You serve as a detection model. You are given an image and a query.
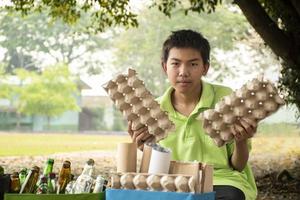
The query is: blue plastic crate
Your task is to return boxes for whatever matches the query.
[106,189,215,200]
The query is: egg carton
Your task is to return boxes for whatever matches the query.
[111,173,197,193]
[103,68,175,143]
[200,77,285,147]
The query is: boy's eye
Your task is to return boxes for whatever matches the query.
[191,63,198,67]
[171,62,179,66]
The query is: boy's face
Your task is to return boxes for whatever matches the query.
[162,47,209,94]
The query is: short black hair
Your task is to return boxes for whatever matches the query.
[161,29,210,64]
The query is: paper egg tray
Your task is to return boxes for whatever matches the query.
[201,78,285,147]
[111,173,197,193]
[103,68,175,143]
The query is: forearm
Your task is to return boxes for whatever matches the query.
[230,140,249,172]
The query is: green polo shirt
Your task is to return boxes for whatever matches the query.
[158,80,257,200]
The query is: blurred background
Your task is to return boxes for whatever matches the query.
[0,1,299,199]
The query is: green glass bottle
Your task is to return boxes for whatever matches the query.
[19,168,28,186]
[36,158,54,188]
[43,158,54,177]
[47,173,56,194]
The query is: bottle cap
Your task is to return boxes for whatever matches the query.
[87,159,95,166]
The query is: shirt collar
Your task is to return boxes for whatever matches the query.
[159,80,215,117]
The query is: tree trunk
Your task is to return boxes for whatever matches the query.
[47,116,51,131]
[234,0,300,67]
[16,112,21,130]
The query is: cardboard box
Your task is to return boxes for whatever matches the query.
[169,161,213,193]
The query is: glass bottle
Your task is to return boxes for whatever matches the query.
[10,172,21,193]
[43,158,54,177]
[19,166,40,193]
[47,173,56,194]
[0,165,4,176]
[57,160,71,194]
[36,158,54,187]
[65,174,75,194]
[19,168,28,187]
[93,175,107,193]
[36,176,48,194]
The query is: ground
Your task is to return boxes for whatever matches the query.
[0,134,299,199]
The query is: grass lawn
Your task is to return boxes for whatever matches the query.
[0,133,131,156]
[251,135,300,155]
[0,129,299,157]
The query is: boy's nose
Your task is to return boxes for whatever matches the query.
[178,64,189,77]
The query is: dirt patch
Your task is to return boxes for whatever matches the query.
[0,151,299,199]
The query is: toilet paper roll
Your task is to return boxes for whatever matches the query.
[148,147,171,174]
[117,143,137,173]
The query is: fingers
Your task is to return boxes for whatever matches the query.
[239,119,254,135]
[141,133,154,143]
[131,126,153,147]
[132,126,147,140]
[242,117,257,133]
[127,121,133,137]
[232,118,257,142]
[136,131,147,145]
[128,121,154,151]
[231,124,244,140]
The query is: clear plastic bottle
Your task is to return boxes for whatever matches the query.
[73,159,95,193]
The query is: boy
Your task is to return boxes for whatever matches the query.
[128,29,257,200]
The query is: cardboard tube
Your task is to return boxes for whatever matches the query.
[117,143,137,173]
[139,144,152,173]
[201,164,214,193]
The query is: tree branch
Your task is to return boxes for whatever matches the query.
[272,0,300,32]
[290,0,300,16]
[234,0,295,65]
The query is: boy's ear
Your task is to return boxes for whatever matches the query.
[203,63,210,75]
[162,62,167,73]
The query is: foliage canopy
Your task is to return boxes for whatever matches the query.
[4,0,300,114]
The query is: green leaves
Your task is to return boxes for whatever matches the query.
[4,63,80,119]
[112,6,249,96]
[5,0,138,33]
[0,9,109,75]
[152,0,222,16]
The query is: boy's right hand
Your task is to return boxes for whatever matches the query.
[127,121,154,150]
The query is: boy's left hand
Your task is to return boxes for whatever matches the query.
[231,118,257,143]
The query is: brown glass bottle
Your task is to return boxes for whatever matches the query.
[10,172,21,193]
[57,160,71,194]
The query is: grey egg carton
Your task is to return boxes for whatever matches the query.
[111,173,197,193]
[200,77,285,147]
[103,68,175,143]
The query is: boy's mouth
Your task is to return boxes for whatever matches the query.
[177,80,192,83]
[177,81,192,87]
